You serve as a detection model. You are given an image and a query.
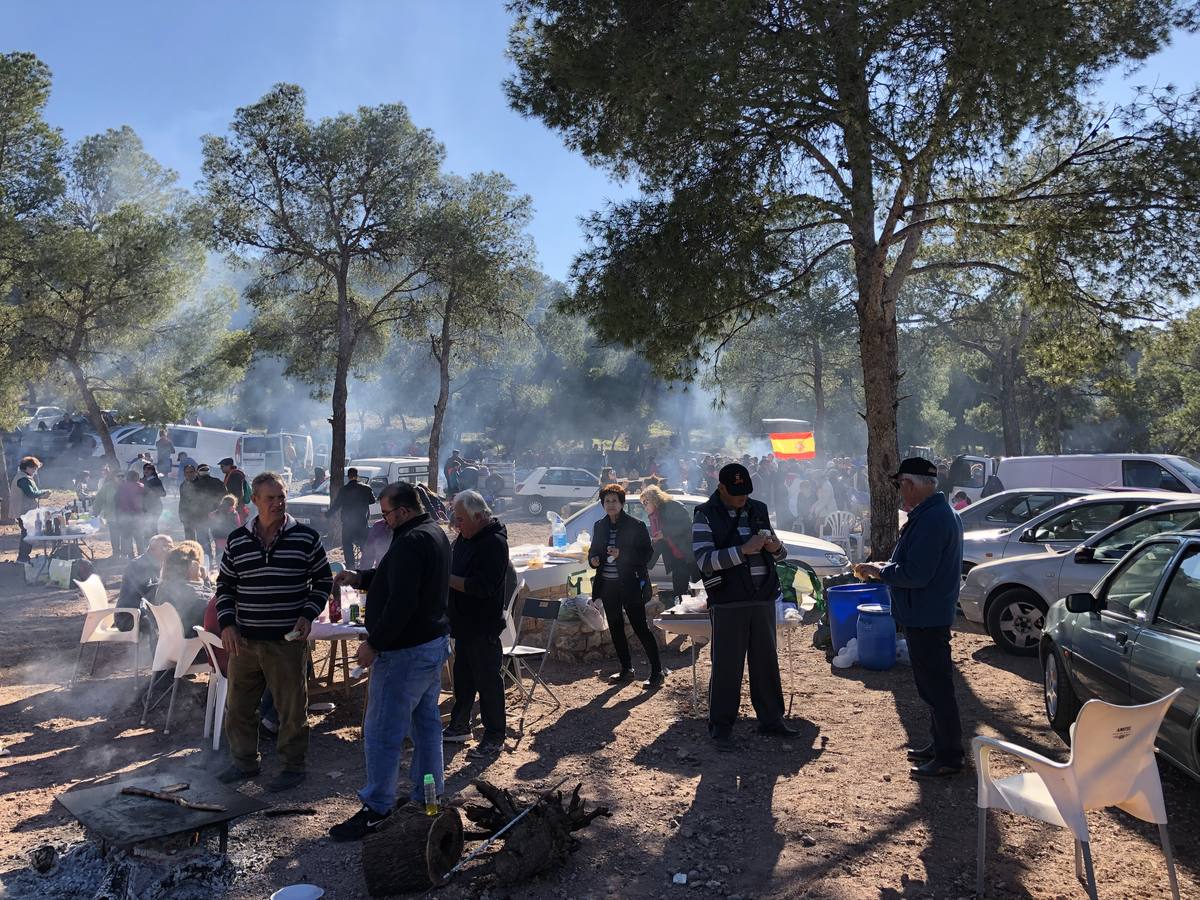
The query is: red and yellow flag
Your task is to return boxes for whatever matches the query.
[770,431,816,460]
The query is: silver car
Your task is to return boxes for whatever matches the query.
[560,493,851,581]
[960,500,1200,655]
[956,488,1090,532]
[961,490,1182,574]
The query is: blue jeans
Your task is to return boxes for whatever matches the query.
[358,635,449,815]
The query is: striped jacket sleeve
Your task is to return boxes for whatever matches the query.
[303,537,333,621]
[692,506,744,576]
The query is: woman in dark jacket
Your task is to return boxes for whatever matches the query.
[640,484,696,604]
[589,483,665,688]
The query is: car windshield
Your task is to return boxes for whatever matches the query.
[1167,457,1200,490]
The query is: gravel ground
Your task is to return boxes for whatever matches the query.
[0,495,1197,899]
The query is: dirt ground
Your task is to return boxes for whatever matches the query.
[0,495,1197,899]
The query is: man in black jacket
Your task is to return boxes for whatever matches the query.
[329,482,451,842]
[692,463,798,751]
[326,467,376,567]
[443,490,513,757]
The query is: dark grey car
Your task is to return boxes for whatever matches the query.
[1041,532,1200,781]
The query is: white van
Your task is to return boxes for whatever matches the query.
[112,424,246,470]
[348,456,431,486]
[991,454,1200,495]
[241,432,315,481]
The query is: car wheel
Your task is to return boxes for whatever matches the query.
[525,496,546,516]
[1044,644,1081,741]
[985,588,1047,656]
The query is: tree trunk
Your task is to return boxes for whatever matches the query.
[811,337,826,453]
[360,807,463,896]
[427,297,454,494]
[329,271,354,502]
[0,439,10,522]
[856,274,901,561]
[999,356,1022,456]
[67,359,115,462]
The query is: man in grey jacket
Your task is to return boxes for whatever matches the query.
[854,457,964,778]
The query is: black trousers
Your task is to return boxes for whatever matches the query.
[17,518,32,562]
[708,602,785,738]
[601,591,662,674]
[449,633,506,739]
[341,525,367,569]
[904,625,964,765]
[665,554,693,600]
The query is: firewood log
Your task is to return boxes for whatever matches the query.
[360,806,463,896]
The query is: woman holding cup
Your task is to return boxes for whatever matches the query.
[589,483,664,688]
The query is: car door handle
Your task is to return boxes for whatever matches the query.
[1115,631,1129,646]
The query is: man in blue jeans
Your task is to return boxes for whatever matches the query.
[329,482,452,841]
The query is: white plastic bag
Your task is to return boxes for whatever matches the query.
[562,596,608,632]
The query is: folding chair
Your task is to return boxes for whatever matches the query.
[974,688,1182,899]
[70,575,140,687]
[502,596,561,732]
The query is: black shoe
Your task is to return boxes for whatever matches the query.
[267,769,306,792]
[330,805,391,842]
[642,670,666,689]
[712,733,736,753]
[909,759,964,779]
[468,740,503,759]
[757,720,800,737]
[442,724,471,743]
[217,765,260,784]
[906,744,935,762]
[607,668,635,683]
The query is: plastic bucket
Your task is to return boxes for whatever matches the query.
[856,602,896,670]
[827,583,890,652]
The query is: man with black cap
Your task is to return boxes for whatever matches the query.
[692,462,797,751]
[219,457,251,519]
[326,468,376,567]
[853,457,964,778]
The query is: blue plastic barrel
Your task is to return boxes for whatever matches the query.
[827,583,891,652]
[856,602,896,670]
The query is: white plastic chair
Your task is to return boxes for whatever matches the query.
[70,576,140,687]
[140,601,207,734]
[974,688,1183,899]
[819,511,862,561]
[193,627,228,751]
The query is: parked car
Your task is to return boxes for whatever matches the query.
[109,424,247,470]
[18,405,66,431]
[956,488,1091,532]
[961,490,1182,573]
[1041,532,1200,781]
[241,432,314,480]
[516,467,600,516]
[560,493,851,581]
[960,500,1200,655]
[349,456,430,486]
[286,466,386,535]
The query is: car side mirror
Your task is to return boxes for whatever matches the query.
[1073,546,1096,564]
[1065,592,1099,614]
[1018,529,1036,543]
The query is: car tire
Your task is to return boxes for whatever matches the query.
[525,496,546,516]
[1043,644,1081,741]
[985,588,1048,656]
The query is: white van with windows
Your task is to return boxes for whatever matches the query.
[348,457,431,487]
[241,432,315,481]
[111,424,246,470]
[990,454,1200,495]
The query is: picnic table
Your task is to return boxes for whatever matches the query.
[510,543,586,593]
[20,513,102,584]
[308,621,369,697]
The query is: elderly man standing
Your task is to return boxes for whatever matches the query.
[443,489,512,758]
[329,482,451,842]
[693,463,797,751]
[854,457,965,778]
[215,472,332,792]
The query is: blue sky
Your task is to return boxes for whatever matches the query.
[5,2,1199,282]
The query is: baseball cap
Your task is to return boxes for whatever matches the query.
[218,457,234,467]
[197,464,211,474]
[891,457,938,479]
[718,463,754,496]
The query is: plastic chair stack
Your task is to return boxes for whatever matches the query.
[819,510,863,561]
[193,627,228,751]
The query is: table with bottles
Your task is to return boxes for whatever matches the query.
[510,542,589,593]
[308,587,369,697]
[19,507,102,582]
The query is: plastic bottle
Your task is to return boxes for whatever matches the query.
[423,773,437,816]
[548,512,567,549]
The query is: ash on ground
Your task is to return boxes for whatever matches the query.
[0,841,233,900]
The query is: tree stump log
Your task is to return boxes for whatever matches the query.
[463,780,610,886]
[361,807,463,897]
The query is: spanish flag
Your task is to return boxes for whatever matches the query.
[770,431,816,460]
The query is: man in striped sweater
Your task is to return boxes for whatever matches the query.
[693,463,799,751]
[215,471,332,791]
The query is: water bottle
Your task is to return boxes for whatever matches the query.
[548,512,567,549]
[423,773,437,816]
